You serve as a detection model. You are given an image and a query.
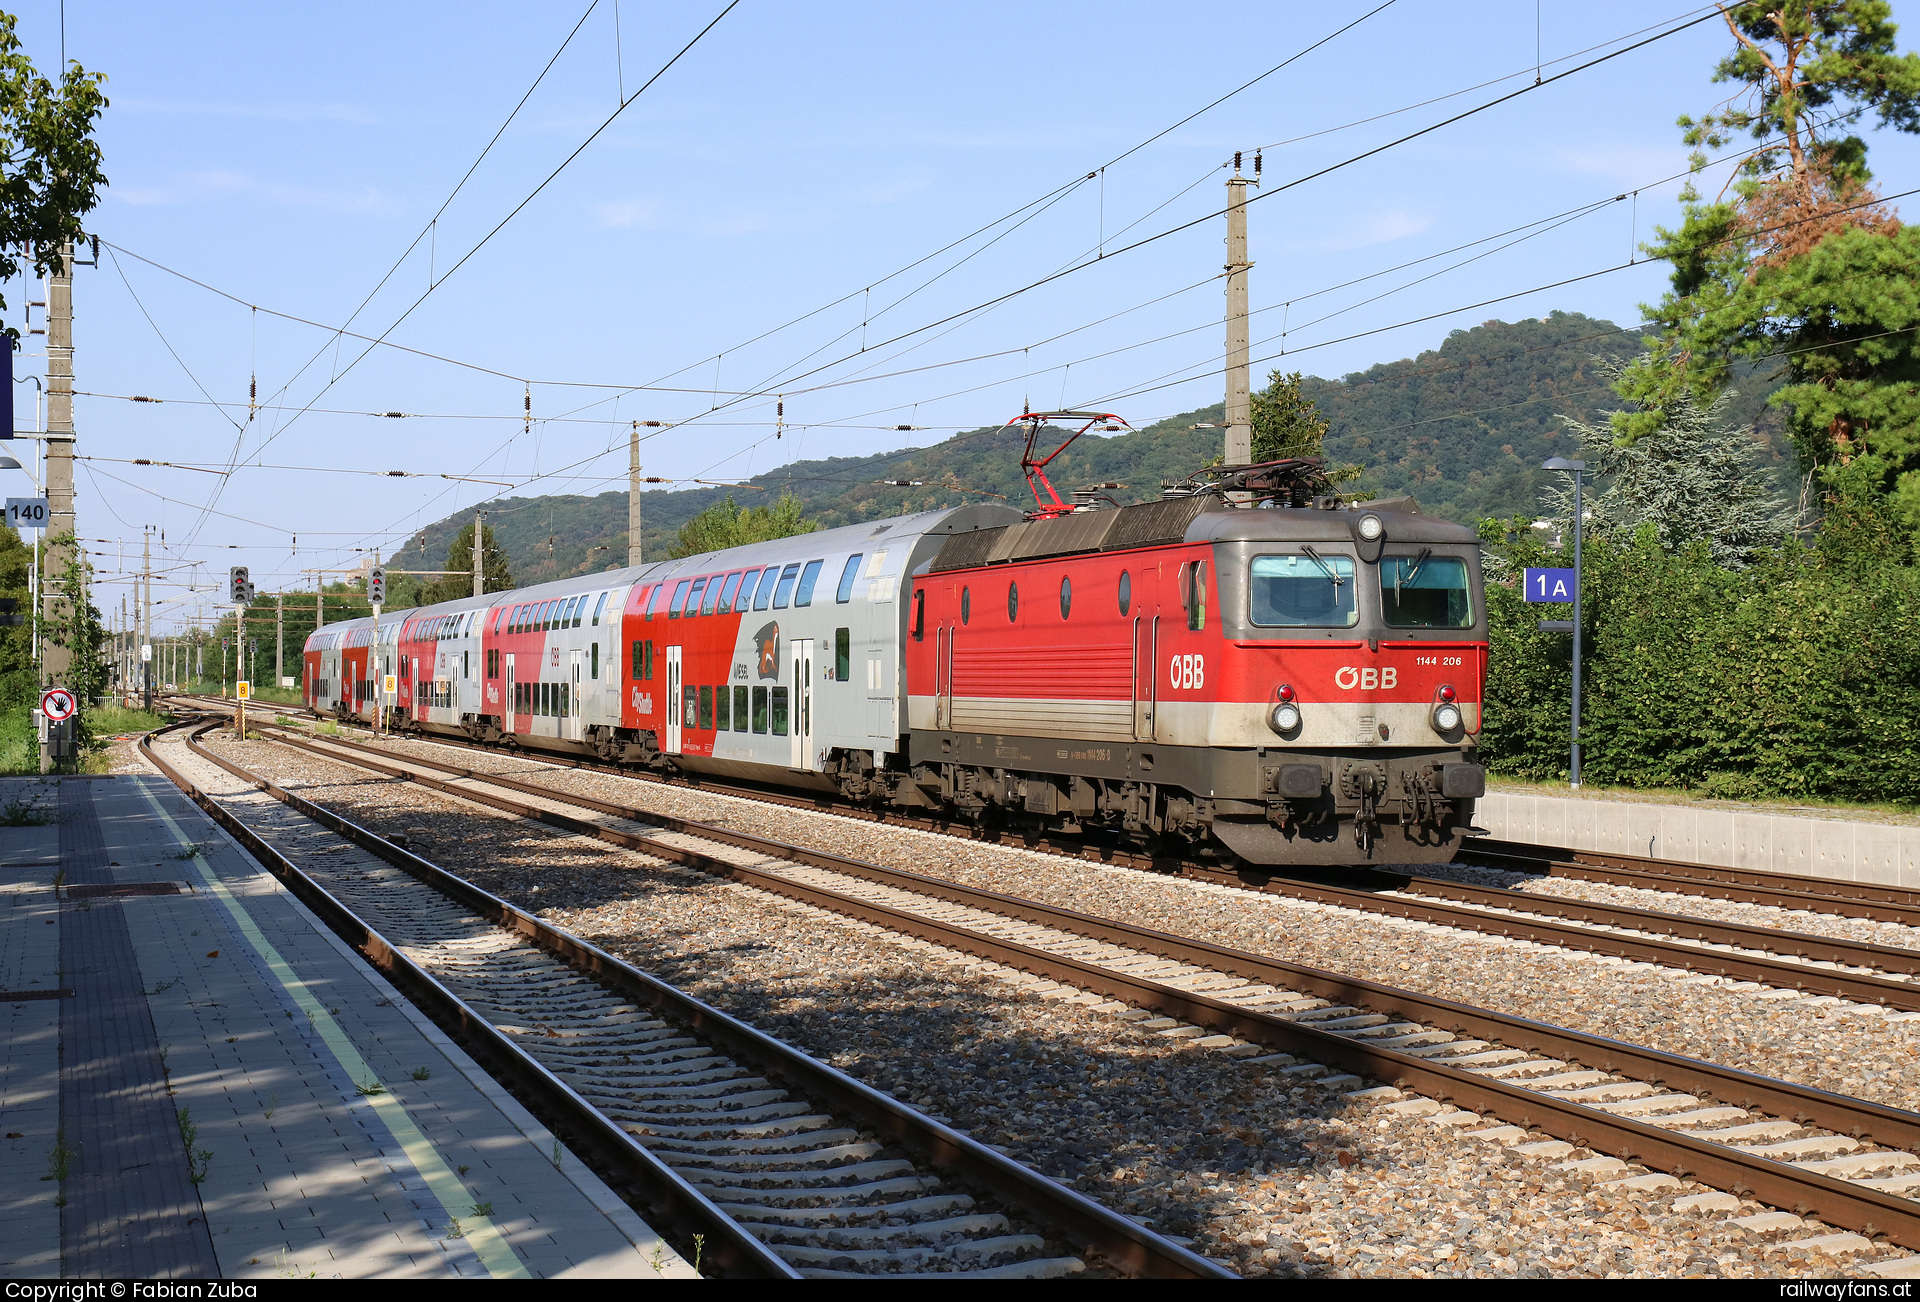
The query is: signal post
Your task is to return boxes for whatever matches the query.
[368,564,386,735]
[230,565,253,736]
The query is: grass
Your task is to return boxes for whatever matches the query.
[0,703,172,775]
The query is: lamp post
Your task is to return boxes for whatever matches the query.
[1541,456,1587,787]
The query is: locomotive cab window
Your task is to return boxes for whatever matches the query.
[1249,553,1359,627]
[1059,575,1072,619]
[912,589,925,640]
[1379,553,1473,628]
[1007,580,1019,622]
[1182,560,1208,631]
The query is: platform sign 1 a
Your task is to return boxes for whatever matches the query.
[1523,567,1577,603]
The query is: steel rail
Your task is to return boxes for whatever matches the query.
[140,717,800,1280]
[160,712,1231,1280]
[235,718,1920,1015]
[222,716,1920,1249]
[1463,838,1920,929]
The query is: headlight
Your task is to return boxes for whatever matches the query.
[1356,513,1383,540]
[1433,703,1462,732]
[1270,703,1302,734]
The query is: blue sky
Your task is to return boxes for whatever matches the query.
[15,1,1920,630]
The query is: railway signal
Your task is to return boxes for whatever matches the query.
[367,566,386,605]
[229,565,251,604]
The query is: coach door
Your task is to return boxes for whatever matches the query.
[665,645,683,755]
[567,649,584,742]
[791,641,814,770]
[504,653,516,731]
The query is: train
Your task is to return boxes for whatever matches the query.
[303,413,1488,866]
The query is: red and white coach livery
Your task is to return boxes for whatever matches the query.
[305,413,1487,866]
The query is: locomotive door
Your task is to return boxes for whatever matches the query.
[935,626,952,730]
[791,642,815,769]
[567,649,583,741]
[504,654,516,732]
[664,645,683,755]
[1132,616,1161,740]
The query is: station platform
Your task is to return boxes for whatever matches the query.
[1477,785,1920,890]
[0,773,697,1281]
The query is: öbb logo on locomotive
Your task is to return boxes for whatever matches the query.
[303,416,1487,867]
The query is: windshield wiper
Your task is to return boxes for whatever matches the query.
[1301,545,1344,591]
[1404,547,1432,584]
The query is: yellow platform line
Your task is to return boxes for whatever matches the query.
[133,779,530,1279]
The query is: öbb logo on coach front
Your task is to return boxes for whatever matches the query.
[1334,666,1398,690]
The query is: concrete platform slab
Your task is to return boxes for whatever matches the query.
[0,774,694,1280]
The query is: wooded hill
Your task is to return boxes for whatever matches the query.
[396,311,1791,585]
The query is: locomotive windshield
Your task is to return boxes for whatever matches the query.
[1248,552,1358,627]
[1379,553,1473,627]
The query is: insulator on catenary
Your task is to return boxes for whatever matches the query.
[1233,150,1242,172]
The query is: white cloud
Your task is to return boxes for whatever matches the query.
[1299,209,1435,252]
[112,169,394,213]
[1552,142,1689,186]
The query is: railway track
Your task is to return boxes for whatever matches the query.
[176,706,1920,1256]
[196,698,1920,1008]
[143,715,1227,1280]
[1460,838,1920,930]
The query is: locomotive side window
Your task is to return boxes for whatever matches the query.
[772,563,800,609]
[1248,553,1358,627]
[753,567,780,611]
[1059,575,1072,619]
[960,586,971,624]
[1007,581,1019,622]
[795,560,823,606]
[1190,560,1208,630]
[1379,554,1473,628]
[1118,570,1131,616]
[836,555,863,603]
[733,685,748,730]
[835,628,851,680]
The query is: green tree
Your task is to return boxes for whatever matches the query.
[668,492,816,559]
[1549,371,1791,569]
[1616,2,1920,525]
[0,10,109,335]
[1249,369,1331,462]
[423,521,513,605]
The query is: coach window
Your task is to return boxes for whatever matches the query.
[1118,570,1131,616]
[836,555,863,603]
[714,683,730,730]
[649,583,674,619]
[689,578,714,616]
[667,580,691,618]
[753,567,780,611]
[795,560,823,606]
[960,586,970,624]
[1007,580,1019,622]
[699,686,714,730]
[590,643,599,679]
[733,685,749,730]
[683,684,698,730]
[592,592,607,625]
[702,578,726,616]
[1059,575,1072,619]
[751,685,769,733]
[570,596,585,628]
[541,601,555,631]
[835,628,851,680]
[734,568,761,611]
[770,686,790,736]
[772,563,800,609]
[717,572,744,614]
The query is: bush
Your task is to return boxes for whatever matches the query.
[1479,524,1920,806]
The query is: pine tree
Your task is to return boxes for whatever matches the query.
[1549,374,1791,569]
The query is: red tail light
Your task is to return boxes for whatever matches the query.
[1437,683,1457,702]
[1276,683,1296,702]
